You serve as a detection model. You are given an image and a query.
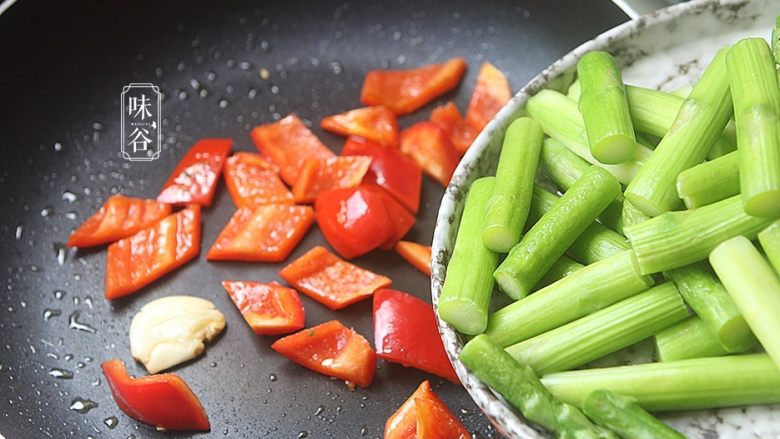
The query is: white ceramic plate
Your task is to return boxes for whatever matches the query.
[431,0,780,437]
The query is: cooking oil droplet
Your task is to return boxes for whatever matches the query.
[219,99,229,108]
[68,311,97,334]
[248,88,257,99]
[206,71,217,82]
[49,368,74,379]
[297,432,308,439]
[54,142,63,152]
[43,309,61,321]
[314,405,324,416]
[189,78,201,90]
[40,206,53,217]
[268,373,277,382]
[69,397,98,414]
[361,426,368,436]
[104,416,118,429]
[91,377,101,387]
[53,290,66,300]
[53,243,67,265]
[239,61,252,70]
[83,296,93,310]
[177,90,188,100]
[259,68,270,79]
[61,191,77,203]
[15,224,23,240]
[270,85,279,94]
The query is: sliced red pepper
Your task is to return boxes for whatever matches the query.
[360,57,467,115]
[157,138,232,207]
[222,281,305,335]
[400,122,459,187]
[271,320,376,389]
[105,205,200,299]
[223,152,293,208]
[373,289,458,383]
[66,195,172,248]
[101,359,210,431]
[206,205,314,262]
[291,156,372,204]
[250,114,335,186]
[430,102,479,155]
[374,185,415,250]
[320,106,399,147]
[385,380,471,439]
[279,246,392,310]
[341,136,422,214]
[466,63,511,132]
[394,241,433,277]
[314,184,395,259]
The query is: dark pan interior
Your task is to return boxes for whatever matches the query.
[0,1,626,437]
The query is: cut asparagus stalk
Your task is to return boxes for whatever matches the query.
[625,48,733,216]
[655,317,728,362]
[459,335,616,439]
[577,51,637,164]
[758,220,780,274]
[485,250,653,347]
[625,85,737,160]
[625,195,774,275]
[526,89,651,184]
[494,167,621,299]
[727,38,780,217]
[710,236,780,372]
[664,263,755,353]
[540,137,625,233]
[482,117,544,253]
[676,150,739,209]
[506,283,688,375]
[773,15,780,65]
[534,255,584,291]
[567,79,581,101]
[439,177,498,335]
[541,354,780,411]
[583,390,685,439]
[621,199,651,230]
[566,223,629,265]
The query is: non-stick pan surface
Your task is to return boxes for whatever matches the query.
[0,1,626,437]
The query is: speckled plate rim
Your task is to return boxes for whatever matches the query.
[430,0,749,437]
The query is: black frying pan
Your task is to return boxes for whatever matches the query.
[0,1,627,437]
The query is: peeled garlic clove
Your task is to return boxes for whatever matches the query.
[130,295,226,374]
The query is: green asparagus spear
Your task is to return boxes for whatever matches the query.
[541,354,780,411]
[625,195,774,275]
[494,167,621,299]
[710,236,780,372]
[485,250,653,347]
[482,117,544,252]
[505,283,688,375]
[664,263,755,352]
[526,89,652,184]
[582,390,685,439]
[625,48,733,217]
[534,256,584,291]
[567,79,582,101]
[624,85,737,159]
[676,150,739,209]
[577,51,637,164]
[439,177,498,335]
[540,137,625,233]
[655,317,728,362]
[459,335,616,439]
[727,38,780,217]
[621,200,651,230]
[758,220,780,274]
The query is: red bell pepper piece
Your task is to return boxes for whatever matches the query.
[465,63,511,132]
[430,102,479,155]
[375,185,415,250]
[222,281,305,335]
[271,320,376,389]
[250,114,335,186]
[66,195,172,248]
[385,380,471,439]
[223,152,293,208]
[373,289,458,383]
[400,122,459,187]
[157,138,232,207]
[394,241,433,276]
[341,136,422,214]
[291,156,372,203]
[360,57,467,115]
[279,246,391,310]
[101,359,210,431]
[105,205,200,299]
[314,184,395,259]
[321,106,399,147]
[206,205,314,262]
